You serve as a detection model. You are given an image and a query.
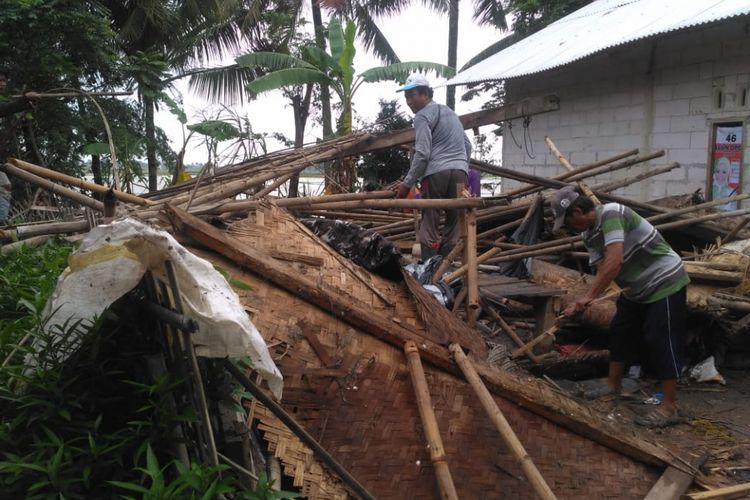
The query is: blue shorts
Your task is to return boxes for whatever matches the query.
[609,286,687,380]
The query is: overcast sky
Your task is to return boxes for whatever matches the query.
[154,0,509,165]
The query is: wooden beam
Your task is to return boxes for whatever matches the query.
[644,454,707,500]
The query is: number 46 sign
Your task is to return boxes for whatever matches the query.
[711,124,743,211]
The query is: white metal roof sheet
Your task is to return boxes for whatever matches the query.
[447,0,750,86]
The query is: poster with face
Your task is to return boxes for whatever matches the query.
[712,125,743,211]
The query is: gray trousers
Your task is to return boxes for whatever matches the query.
[418,169,467,252]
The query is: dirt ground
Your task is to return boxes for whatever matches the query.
[565,369,750,493]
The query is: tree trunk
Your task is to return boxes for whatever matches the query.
[312,0,335,193]
[143,92,158,192]
[289,84,313,198]
[446,0,459,110]
[91,154,103,200]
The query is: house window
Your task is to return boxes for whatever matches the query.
[708,121,743,211]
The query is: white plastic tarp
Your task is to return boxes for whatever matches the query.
[41,218,283,398]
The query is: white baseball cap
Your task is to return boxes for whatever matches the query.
[396,74,430,92]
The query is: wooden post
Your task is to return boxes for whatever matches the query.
[466,208,479,326]
[449,344,557,500]
[404,341,459,500]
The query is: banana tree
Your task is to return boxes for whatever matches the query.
[237,17,455,192]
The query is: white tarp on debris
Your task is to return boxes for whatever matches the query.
[42,218,283,398]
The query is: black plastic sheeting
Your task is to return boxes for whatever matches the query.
[495,195,546,279]
[301,218,403,281]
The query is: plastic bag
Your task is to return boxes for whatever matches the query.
[689,356,726,385]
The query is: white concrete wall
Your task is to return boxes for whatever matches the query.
[502,16,750,203]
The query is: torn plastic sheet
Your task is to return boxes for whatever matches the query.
[38,218,283,398]
[302,218,403,280]
[404,256,455,308]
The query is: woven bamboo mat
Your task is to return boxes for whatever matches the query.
[181,205,687,498]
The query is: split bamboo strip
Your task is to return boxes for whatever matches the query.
[404,341,459,500]
[9,159,154,206]
[2,163,104,212]
[449,344,556,500]
[545,136,601,205]
[721,217,750,244]
[225,361,376,500]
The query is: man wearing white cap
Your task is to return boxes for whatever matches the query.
[394,74,472,259]
[551,185,690,428]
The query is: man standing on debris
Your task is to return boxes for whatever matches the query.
[394,74,472,259]
[552,186,690,428]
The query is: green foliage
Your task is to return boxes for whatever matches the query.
[506,0,593,37]
[357,99,412,191]
[0,241,298,498]
[188,120,243,142]
[0,239,75,350]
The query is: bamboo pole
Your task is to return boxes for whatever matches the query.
[449,344,556,500]
[504,148,643,199]
[253,171,297,199]
[466,208,479,326]
[432,239,465,283]
[12,91,133,98]
[545,136,601,205]
[403,341,459,500]
[2,163,104,212]
[278,197,496,211]
[481,299,541,364]
[195,190,397,215]
[593,163,680,193]
[10,159,154,206]
[225,361,376,500]
[685,482,750,499]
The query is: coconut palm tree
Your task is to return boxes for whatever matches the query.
[108,0,260,191]
[237,17,454,192]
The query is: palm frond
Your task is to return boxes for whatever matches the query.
[186,64,256,105]
[246,68,330,97]
[352,4,400,64]
[472,0,508,29]
[459,33,519,71]
[360,61,455,83]
[237,52,316,71]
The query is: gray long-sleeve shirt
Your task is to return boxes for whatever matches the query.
[403,101,471,188]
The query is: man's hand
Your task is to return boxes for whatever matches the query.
[23,91,40,101]
[563,298,591,318]
[394,182,411,199]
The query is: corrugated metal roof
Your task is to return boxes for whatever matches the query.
[447,0,750,86]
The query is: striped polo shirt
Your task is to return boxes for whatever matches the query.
[582,203,689,303]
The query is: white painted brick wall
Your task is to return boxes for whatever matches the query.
[501,17,750,203]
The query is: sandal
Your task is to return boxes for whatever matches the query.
[635,409,684,428]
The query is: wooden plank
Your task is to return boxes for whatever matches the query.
[685,482,750,500]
